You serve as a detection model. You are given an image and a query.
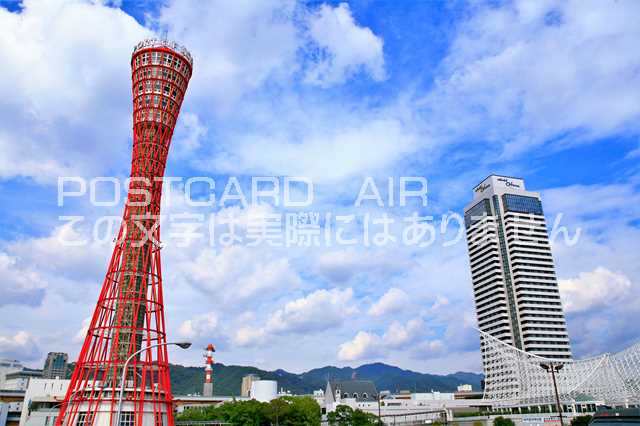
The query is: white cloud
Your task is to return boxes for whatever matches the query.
[0,331,40,361]
[337,331,385,362]
[544,185,640,357]
[339,318,434,361]
[177,245,301,302]
[316,250,360,283]
[8,224,109,284]
[0,0,150,181]
[382,319,425,349]
[179,312,219,339]
[0,252,47,307]
[317,249,411,284]
[305,3,385,86]
[156,0,299,110]
[368,288,409,317]
[161,1,400,182]
[542,183,640,225]
[430,295,450,311]
[208,109,418,182]
[266,288,358,333]
[234,326,268,348]
[0,0,393,184]
[172,112,208,159]
[559,267,632,313]
[234,288,358,347]
[73,317,91,344]
[419,0,640,157]
[411,339,445,359]
[0,223,113,313]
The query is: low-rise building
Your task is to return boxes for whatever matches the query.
[0,390,26,426]
[0,361,24,390]
[324,381,492,423]
[2,372,42,393]
[312,389,324,405]
[18,378,69,426]
[457,384,473,393]
[325,379,378,407]
[240,374,260,398]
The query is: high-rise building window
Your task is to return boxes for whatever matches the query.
[502,194,543,215]
[464,199,492,228]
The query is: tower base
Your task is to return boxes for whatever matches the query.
[203,383,213,397]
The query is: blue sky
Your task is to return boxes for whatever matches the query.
[0,0,639,375]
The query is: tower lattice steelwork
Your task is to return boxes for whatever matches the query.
[56,39,192,426]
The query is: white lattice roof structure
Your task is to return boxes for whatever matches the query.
[479,330,640,406]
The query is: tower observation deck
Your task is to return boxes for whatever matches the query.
[56,39,193,426]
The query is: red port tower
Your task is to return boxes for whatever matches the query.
[56,39,193,426]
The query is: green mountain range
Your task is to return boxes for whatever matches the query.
[170,362,483,396]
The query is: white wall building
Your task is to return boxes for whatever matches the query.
[0,360,24,390]
[3,371,43,393]
[312,389,324,406]
[411,392,454,401]
[19,378,69,426]
[249,380,278,402]
[457,384,473,392]
[324,384,491,423]
[464,176,572,374]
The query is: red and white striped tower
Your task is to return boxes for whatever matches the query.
[55,39,193,426]
[203,344,215,397]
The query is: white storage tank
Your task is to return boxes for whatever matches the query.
[250,380,278,402]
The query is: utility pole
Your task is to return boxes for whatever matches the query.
[540,363,565,426]
[378,393,383,426]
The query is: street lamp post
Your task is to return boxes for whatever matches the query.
[540,363,565,426]
[114,341,191,426]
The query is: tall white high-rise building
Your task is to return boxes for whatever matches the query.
[464,175,572,365]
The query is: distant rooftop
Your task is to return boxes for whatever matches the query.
[5,369,43,379]
[328,379,378,402]
[473,174,524,190]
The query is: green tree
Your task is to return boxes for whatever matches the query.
[351,409,379,426]
[281,396,321,425]
[570,416,593,426]
[493,416,516,426]
[328,405,355,426]
[327,405,378,426]
[220,400,271,426]
[266,397,292,425]
[176,397,322,426]
[177,400,270,425]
